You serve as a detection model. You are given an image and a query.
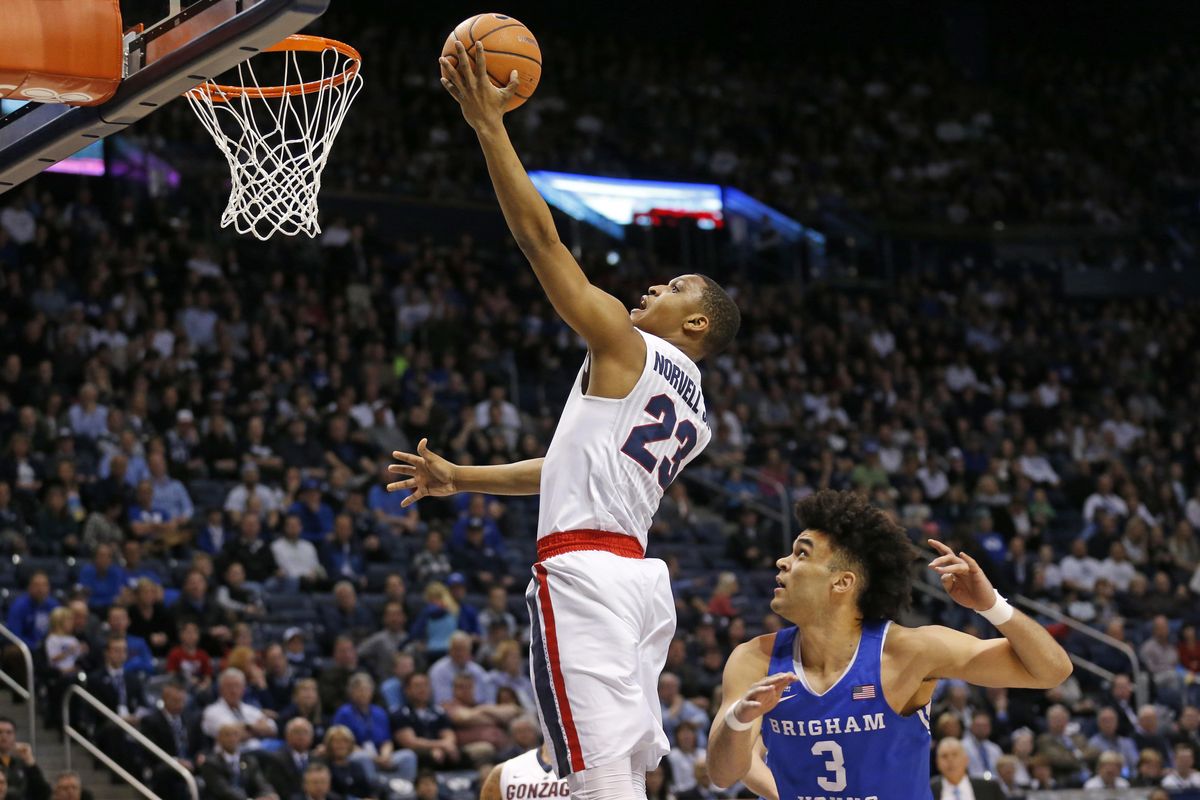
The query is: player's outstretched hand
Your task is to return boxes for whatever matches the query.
[439,40,520,129]
[730,672,799,727]
[928,538,996,611]
[387,438,459,507]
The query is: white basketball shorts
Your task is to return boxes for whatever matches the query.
[525,530,676,778]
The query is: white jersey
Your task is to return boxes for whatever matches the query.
[538,329,710,551]
[500,748,569,800]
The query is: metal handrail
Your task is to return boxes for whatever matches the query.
[912,544,1146,704]
[0,622,36,751]
[682,463,792,550]
[1067,652,1116,685]
[63,684,199,800]
[738,465,791,552]
[1013,593,1147,707]
[911,566,1125,692]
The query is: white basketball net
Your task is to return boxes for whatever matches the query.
[186,43,363,240]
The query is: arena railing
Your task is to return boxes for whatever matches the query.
[911,577,1111,683]
[680,464,791,551]
[1012,593,1147,707]
[911,547,1148,706]
[0,622,37,751]
[63,683,199,800]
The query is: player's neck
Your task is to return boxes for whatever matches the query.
[651,329,702,362]
[794,609,863,675]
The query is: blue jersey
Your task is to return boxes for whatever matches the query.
[762,621,931,800]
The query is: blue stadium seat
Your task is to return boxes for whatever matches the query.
[14,556,71,589]
[366,563,400,592]
[188,478,233,514]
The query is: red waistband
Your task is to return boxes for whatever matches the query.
[536,530,644,562]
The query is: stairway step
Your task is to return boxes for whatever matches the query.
[0,693,139,800]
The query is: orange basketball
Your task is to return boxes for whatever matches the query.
[441,13,541,111]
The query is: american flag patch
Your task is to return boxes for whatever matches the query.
[851,684,876,700]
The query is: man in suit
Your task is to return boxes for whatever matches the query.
[931,737,1005,800]
[264,718,315,800]
[86,637,147,773]
[139,678,202,797]
[197,723,279,800]
[962,711,1005,779]
[1034,704,1097,784]
[292,763,343,800]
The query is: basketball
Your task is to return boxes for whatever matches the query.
[441,13,541,111]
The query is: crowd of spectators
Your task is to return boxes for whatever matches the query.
[3,175,1200,797]
[1,12,1200,798]
[123,9,1200,241]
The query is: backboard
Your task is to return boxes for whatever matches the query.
[0,0,330,193]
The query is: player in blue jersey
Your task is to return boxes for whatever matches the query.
[709,490,1072,800]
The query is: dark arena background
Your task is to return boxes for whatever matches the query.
[2,2,1200,799]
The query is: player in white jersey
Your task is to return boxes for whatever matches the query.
[386,41,741,800]
[482,745,570,800]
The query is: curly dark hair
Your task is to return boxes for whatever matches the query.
[794,489,915,621]
[696,275,740,356]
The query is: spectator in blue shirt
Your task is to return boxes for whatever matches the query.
[321,515,366,587]
[120,539,163,590]
[449,494,504,551]
[4,570,59,649]
[659,671,710,747]
[427,631,493,707]
[78,542,128,611]
[98,430,149,487]
[147,452,193,524]
[128,480,176,546]
[195,508,232,556]
[67,383,108,440]
[443,574,481,636]
[290,479,335,542]
[331,673,417,782]
[367,461,419,536]
[97,604,155,674]
[379,652,416,715]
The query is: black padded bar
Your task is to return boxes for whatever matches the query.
[0,0,329,192]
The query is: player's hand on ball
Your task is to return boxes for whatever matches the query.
[732,672,798,726]
[439,40,520,128]
[387,438,459,506]
[928,539,996,611]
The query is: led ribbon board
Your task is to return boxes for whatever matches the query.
[529,171,725,240]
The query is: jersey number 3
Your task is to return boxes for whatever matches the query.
[620,394,698,490]
[811,741,847,791]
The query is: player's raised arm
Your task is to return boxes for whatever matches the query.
[905,540,1073,688]
[386,438,542,504]
[439,41,644,362]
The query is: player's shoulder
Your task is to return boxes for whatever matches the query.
[883,621,957,659]
[482,761,505,800]
[725,632,778,674]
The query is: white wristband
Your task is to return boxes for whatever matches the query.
[978,589,1014,626]
[724,703,755,732]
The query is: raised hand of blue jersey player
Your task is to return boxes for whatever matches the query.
[928,538,997,611]
[732,672,799,726]
[387,438,458,507]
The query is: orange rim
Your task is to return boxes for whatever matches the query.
[187,34,361,102]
